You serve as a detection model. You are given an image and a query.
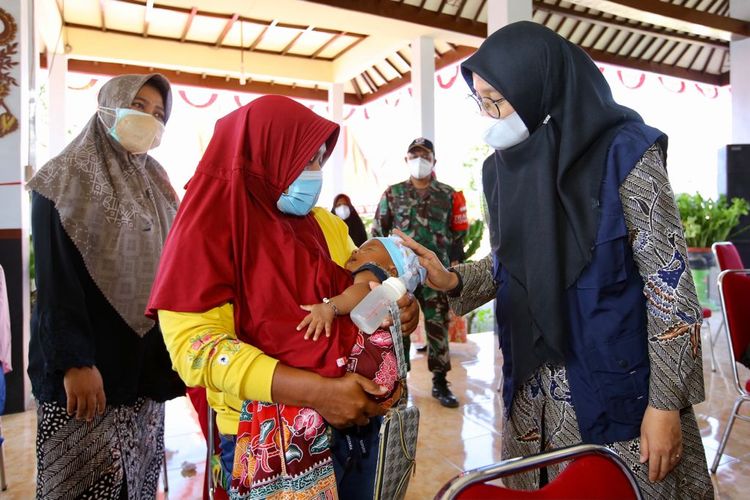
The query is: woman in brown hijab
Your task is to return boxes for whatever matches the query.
[27,74,184,499]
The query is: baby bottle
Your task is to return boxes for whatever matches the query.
[351,276,407,334]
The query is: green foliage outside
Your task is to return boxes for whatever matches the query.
[676,193,749,248]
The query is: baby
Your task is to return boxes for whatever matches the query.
[298,236,425,407]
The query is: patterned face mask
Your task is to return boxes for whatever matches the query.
[277,170,323,216]
[99,107,165,154]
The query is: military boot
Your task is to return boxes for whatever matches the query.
[432,372,459,408]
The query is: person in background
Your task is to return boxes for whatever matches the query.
[372,137,468,408]
[0,265,10,416]
[332,193,368,247]
[27,74,184,499]
[399,21,712,498]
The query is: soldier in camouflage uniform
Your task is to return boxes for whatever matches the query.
[372,137,467,408]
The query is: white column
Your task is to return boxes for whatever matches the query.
[411,36,435,141]
[47,50,67,157]
[0,0,33,412]
[324,82,345,205]
[487,0,533,35]
[730,0,750,143]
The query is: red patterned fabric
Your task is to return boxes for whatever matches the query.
[231,328,401,498]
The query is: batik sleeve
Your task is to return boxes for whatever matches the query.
[619,144,705,410]
[447,254,498,316]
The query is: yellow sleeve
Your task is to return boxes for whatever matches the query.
[312,207,357,267]
[158,304,279,403]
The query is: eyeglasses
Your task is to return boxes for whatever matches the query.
[468,93,507,119]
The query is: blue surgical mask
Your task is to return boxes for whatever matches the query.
[277,170,323,216]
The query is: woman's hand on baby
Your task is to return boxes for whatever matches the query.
[394,229,459,291]
[297,304,334,340]
[315,373,387,428]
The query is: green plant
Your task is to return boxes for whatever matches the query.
[676,193,750,248]
[463,219,484,261]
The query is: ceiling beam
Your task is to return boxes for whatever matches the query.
[586,47,724,85]
[304,0,486,37]
[565,0,750,40]
[64,26,335,84]
[454,0,469,20]
[39,56,361,104]
[216,13,239,47]
[281,27,309,55]
[310,32,343,59]
[118,0,351,36]
[533,0,727,50]
[143,0,154,37]
[351,77,363,99]
[361,45,475,104]
[474,0,487,23]
[331,33,406,82]
[180,7,197,42]
[99,0,107,31]
[249,20,277,51]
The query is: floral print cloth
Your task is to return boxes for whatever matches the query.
[230,327,401,499]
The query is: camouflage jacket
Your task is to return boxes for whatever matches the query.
[372,178,466,266]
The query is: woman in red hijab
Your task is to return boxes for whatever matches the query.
[148,95,417,498]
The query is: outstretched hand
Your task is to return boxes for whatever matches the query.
[394,229,459,291]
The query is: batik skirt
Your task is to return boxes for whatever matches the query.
[503,364,714,499]
[36,397,165,500]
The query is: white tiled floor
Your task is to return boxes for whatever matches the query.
[1,317,748,499]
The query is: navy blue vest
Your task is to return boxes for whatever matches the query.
[494,123,665,444]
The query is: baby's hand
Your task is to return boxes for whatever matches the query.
[297,303,335,340]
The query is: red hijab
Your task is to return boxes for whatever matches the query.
[148,95,356,377]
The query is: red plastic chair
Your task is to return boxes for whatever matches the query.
[434,444,642,500]
[711,269,750,473]
[712,242,744,271]
[707,242,747,372]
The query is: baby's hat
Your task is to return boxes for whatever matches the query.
[373,236,427,293]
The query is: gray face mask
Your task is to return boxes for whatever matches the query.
[482,112,529,150]
[408,157,433,179]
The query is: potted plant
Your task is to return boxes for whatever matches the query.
[676,193,749,307]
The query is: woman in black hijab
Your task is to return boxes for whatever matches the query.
[399,21,712,498]
[331,193,368,246]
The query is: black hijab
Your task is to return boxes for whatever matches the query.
[331,194,368,247]
[461,21,645,387]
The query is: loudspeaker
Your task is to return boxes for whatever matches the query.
[724,144,750,266]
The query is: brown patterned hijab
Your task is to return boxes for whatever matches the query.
[27,74,178,336]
